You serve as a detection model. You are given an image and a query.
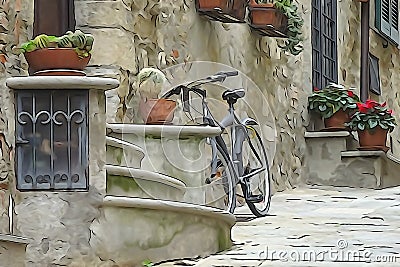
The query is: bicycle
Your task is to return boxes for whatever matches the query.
[162,71,271,217]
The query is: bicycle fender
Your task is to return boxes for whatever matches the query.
[242,117,258,126]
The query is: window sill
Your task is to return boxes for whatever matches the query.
[371,27,399,48]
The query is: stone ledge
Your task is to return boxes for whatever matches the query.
[103,196,236,226]
[305,131,350,138]
[387,153,400,164]
[0,234,30,244]
[106,165,186,191]
[107,123,222,138]
[341,150,386,158]
[6,76,119,90]
[106,136,145,157]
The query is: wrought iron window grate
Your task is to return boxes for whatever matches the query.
[16,90,88,190]
[312,0,338,89]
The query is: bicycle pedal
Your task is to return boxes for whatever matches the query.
[247,194,263,203]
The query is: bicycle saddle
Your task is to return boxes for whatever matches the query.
[222,89,245,104]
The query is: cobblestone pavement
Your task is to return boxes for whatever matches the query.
[156,185,400,266]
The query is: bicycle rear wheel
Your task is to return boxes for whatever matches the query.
[205,138,237,214]
[241,127,271,217]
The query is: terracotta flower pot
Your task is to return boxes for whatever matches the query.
[196,0,247,22]
[358,127,388,147]
[139,98,176,125]
[24,48,91,73]
[248,0,288,34]
[324,110,350,129]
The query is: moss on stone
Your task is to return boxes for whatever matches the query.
[217,226,232,251]
[106,174,139,193]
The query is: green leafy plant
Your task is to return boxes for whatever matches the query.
[274,0,303,55]
[308,83,360,119]
[19,30,94,58]
[142,259,153,267]
[256,0,304,55]
[347,100,396,132]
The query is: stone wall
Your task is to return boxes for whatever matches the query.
[76,0,312,191]
[11,88,110,266]
[0,0,32,234]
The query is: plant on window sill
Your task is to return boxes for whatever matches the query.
[308,83,360,129]
[17,30,94,73]
[347,100,396,149]
[20,30,94,58]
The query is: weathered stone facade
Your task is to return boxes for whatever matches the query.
[76,0,312,192]
[1,0,400,266]
[337,1,400,156]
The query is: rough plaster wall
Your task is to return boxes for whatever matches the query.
[12,91,110,266]
[0,0,32,234]
[76,0,312,191]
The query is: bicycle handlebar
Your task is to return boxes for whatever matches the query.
[161,71,238,112]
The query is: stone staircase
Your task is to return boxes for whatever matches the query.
[305,130,400,188]
[0,234,29,267]
[94,123,236,266]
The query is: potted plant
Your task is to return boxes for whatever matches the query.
[248,0,304,55]
[308,83,360,130]
[347,100,396,150]
[195,0,247,23]
[137,67,176,125]
[19,30,94,75]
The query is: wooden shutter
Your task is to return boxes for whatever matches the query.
[392,0,399,41]
[369,54,381,95]
[34,0,75,36]
[376,0,399,43]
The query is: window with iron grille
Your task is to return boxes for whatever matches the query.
[376,0,399,44]
[312,0,338,90]
[15,90,88,190]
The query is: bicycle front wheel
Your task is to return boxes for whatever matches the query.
[241,127,271,217]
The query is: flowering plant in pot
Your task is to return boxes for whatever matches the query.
[137,67,176,125]
[19,30,94,74]
[308,83,360,130]
[347,100,396,150]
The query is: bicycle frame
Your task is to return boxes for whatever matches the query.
[200,92,266,185]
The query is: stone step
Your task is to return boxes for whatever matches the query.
[106,136,145,168]
[339,151,400,188]
[305,131,400,189]
[106,165,186,201]
[106,123,222,205]
[0,234,29,267]
[305,131,356,186]
[91,196,235,266]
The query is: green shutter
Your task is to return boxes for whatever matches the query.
[392,0,399,41]
[376,0,399,43]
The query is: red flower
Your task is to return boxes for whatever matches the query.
[347,90,354,97]
[382,102,387,107]
[313,87,319,92]
[357,102,368,113]
[388,109,394,115]
[365,99,379,109]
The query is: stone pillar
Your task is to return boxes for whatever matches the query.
[5,76,119,266]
